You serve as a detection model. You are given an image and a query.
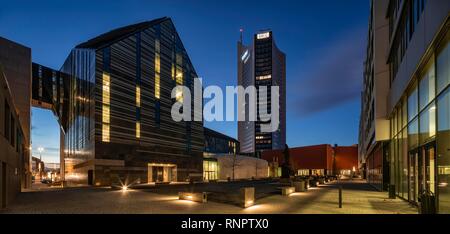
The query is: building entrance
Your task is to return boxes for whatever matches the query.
[409,143,437,207]
[148,163,177,183]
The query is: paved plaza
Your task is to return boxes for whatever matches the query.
[1,179,418,214]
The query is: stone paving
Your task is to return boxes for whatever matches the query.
[1,179,418,214]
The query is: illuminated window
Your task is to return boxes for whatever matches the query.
[136,122,141,139]
[102,73,110,105]
[176,66,183,85]
[256,74,272,80]
[203,160,218,181]
[257,32,270,39]
[102,105,110,123]
[155,54,161,74]
[102,124,110,142]
[155,38,161,99]
[155,73,160,99]
[102,72,111,142]
[136,86,141,107]
[175,86,183,103]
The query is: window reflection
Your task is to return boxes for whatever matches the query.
[419,103,436,144]
[408,87,418,122]
[437,40,450,94]
[437,77,450,213]
[419,58,435,111]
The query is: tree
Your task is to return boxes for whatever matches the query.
[281,144,292,178]
[220,154,243,181]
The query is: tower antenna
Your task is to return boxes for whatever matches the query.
[240,28,244,43]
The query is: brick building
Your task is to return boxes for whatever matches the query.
[261,144,358,177]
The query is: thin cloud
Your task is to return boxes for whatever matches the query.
[293,27,365,117]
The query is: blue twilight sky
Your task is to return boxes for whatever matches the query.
[0,0,369,163]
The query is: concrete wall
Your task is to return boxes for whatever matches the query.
[214,155,268,180]
[334,146,359,172]
[261,144,334,173]
[0,37,31,152]
[0,37,32,191]
[0,64,26,209]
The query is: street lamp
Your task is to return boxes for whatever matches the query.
[37,147,44,180]
[37,146,44,160]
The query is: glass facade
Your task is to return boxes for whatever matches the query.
[390,34,450,213]
[437,36,450,213]
[203,160,218,181]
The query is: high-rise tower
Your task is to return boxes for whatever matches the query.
[238,30,286,155]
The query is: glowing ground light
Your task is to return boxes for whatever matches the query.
[245,200,254,207]
[122,185,128,191]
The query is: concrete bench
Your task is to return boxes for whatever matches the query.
[281,187,295,196]
[178,192,207,203]
[293,181,307,192]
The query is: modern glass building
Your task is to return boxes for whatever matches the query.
[33,17,205,186]
[361,0,450,213]
[237,31,286,155]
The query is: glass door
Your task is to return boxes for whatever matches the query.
[424,144,436,195]
[409,150,418,203]
[152,167,164,182]
[416,143,437,205]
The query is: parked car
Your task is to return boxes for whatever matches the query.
[41,179,52,184]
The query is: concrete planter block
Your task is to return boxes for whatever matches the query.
[281,187,295,196]
[240,187,255,208]
[293,181,306,192]
[309,179,318,187]
[178,192,207,203]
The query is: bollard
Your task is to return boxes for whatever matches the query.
[338,186,342,208]
[241,187,255,208]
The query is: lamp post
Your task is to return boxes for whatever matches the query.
[37,147,44,181]
[37,147,44,161]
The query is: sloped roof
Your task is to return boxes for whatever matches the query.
[204,127,238,143]
[76,17,169,49]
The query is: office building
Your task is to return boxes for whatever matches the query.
[359,0,450,213]
[33,17,204,186]
[358,0,391,191]
[237,30,286,155]
[387,0,449,213]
